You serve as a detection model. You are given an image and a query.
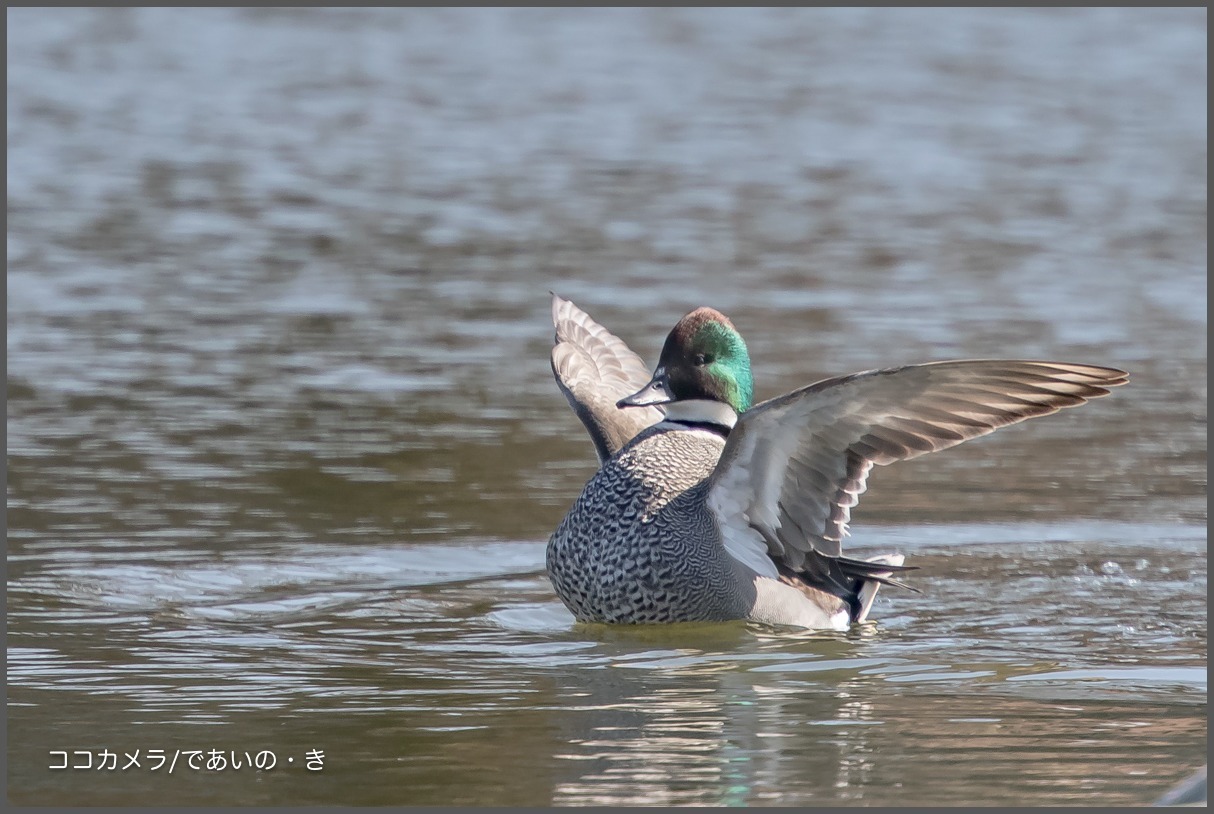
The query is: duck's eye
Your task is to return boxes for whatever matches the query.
[693,353,711,367]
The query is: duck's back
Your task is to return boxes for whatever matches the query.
[546,425,755,623]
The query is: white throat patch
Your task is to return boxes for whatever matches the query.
[662,399,739,429]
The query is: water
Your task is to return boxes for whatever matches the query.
[7,7,1206,806]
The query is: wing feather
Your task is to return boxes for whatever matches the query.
[707,359,1127,579]
[550,294,663,463]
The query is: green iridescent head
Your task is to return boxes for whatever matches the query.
[617,307,754,414]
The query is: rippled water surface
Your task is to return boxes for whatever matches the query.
[7,8,1206,807]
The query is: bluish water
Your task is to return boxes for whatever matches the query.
[7,7,1205,806]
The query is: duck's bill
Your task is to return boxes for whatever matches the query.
[617,371,673,408]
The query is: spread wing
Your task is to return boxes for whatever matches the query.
[707,360,1128,586]
[550,293,664,464]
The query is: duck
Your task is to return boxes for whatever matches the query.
[546,294,1127,630]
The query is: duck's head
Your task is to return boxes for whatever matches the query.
[617,307,755,418]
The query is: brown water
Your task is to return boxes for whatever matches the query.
[7,8,1206,807]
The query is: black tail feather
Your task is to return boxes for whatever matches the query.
[859,573,921,593]
[836,554,921,594]
[782,552,919,622]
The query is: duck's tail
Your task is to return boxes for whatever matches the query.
[840,553,917,624]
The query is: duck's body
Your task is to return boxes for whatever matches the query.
[547,421,755,624]
[545,294,1126,630]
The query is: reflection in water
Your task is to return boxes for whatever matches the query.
[543,639,1206,806]
[543,632,883,806]
[7,6,1206,808]
[5,533,1207,806]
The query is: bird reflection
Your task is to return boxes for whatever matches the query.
[546,630,882,805]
